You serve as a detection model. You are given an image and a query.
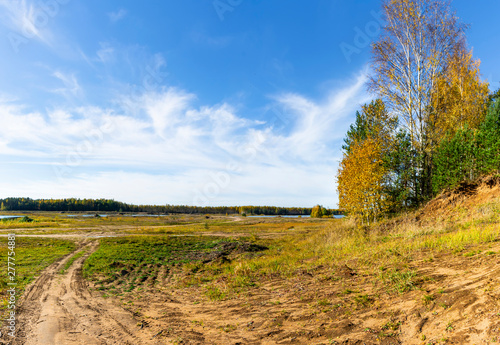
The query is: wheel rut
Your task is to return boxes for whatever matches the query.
[5,241,161,345]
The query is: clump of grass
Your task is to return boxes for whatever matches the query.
[218,324,237,332]
[18,216,34,223]
[463,250,481,257]
[317,298,330,306]
[205,285,227,301]
[353,294,372,307]
[382,320,401,331]
[422,294,435,305]
[379,269,417,294]
[59,248,87,274]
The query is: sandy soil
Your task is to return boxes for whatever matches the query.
[6,241,162,345]
[6,236,500,344]
[118,244,500,344]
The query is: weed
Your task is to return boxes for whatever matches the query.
[464,250,481,257]
[353,294,372,307]
[379,269,417,294]
[422,294,435,305]
[218,324,237,332]
[382,320,401,331]
[317,298,330,306]
[205,285,227,301]
[59,249,87,274]
[341,288,356,295]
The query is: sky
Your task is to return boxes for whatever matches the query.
[0,0,498,208]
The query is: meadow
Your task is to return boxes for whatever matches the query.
[2,197,500,343]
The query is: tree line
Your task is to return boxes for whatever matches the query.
[337,0,497,224]
[0,197,341,216]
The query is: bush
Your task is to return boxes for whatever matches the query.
[311,205,330,218]
[19,216,34,223]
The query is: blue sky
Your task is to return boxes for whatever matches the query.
[0,0,498,207]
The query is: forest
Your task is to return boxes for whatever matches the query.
[0,197,342,215]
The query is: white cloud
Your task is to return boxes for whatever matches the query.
[108,8,127,23]
[52,71,83,99]
[0,69,369,207]
[96,42,115,63]
[0,0,57,46]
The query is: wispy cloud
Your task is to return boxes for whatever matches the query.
[51,71,83,99]
[0,69,369,206]
[108,8,127,23]
[96,42,115,63]
[0,0,42,39]
[0,0,64,50]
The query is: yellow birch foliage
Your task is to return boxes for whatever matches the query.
[431,48,490,141]
[337,138,390,225]
[369,0,466,150]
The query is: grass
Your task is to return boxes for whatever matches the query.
[422,294,435,305]
[75,198,500,303]
[0,215,58,229]
[0,237,75,309]
[59,248,88,274]
[379,269,417,294]
[82,236,268,296]
[205,285,227,301]
[84,236,239,276]
[1,196,499,344]
[3,194,500,306]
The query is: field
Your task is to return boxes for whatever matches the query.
[2,188,500,344]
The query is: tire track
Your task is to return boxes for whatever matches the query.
[6,241,161,345]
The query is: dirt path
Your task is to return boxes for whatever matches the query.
[10,241,159,345]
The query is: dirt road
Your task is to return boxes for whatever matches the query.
[8,241,158,345]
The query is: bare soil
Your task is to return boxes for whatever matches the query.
[7,238,500,344]
[419,175,500,220]
[5,241,162,345]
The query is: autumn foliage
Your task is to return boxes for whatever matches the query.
[338,0,495,224]
[431,47,490,142]
[337,138,389,224]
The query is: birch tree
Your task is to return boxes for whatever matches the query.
[369,0,468,199]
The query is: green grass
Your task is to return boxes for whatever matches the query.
[379,269,417,294]
[59,248,88,274]
[205,285,227,301]
[0,237,76,309]
[0,215,58,229]
[84,236,238,277]
[422,294,435,305]
[82,236,267,296]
